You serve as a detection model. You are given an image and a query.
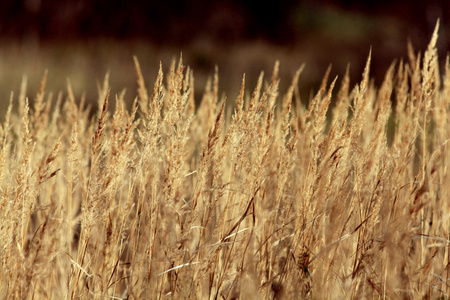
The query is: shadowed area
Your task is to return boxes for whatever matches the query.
[0,1,448,114]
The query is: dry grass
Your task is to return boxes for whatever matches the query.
[1,21,450,299]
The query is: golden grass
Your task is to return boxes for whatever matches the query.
[1,21,450,299]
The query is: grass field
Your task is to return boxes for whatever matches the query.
[0,21,449,299]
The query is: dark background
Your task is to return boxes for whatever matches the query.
[0,0,448,110]
[1,0,448,44]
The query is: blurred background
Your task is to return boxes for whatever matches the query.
[0,0,448,113]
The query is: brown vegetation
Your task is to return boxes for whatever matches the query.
[0,21,449,299]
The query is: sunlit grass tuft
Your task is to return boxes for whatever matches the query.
[0,21,449,299]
